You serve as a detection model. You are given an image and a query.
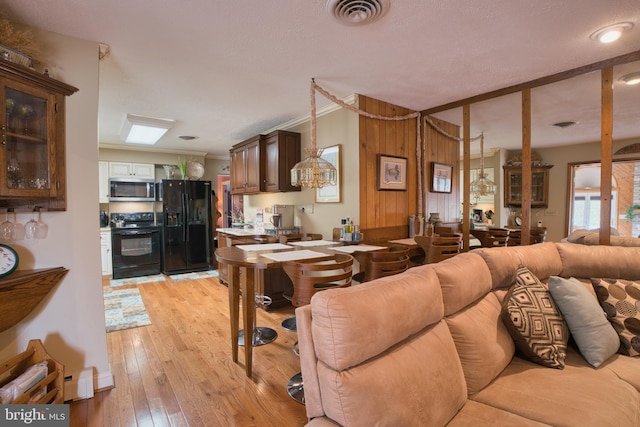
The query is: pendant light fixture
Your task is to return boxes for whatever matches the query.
[470,132,496,198]
[290,80,337,188]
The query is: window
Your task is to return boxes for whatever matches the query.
[571,192,617,232]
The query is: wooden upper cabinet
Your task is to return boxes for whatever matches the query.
[0,60,78,211]
[230,130,300,195]
[263,130,301,193]
[230,135,261,194]
[503,165,553,208]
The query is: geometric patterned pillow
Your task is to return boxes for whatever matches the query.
[501,266,569,369]
[591,278,640,356]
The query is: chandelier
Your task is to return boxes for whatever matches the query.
[290,80,337,188]
[470,132,496,197]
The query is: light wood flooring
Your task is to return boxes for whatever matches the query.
[70,274,308,426]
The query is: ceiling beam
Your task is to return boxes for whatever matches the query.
[422,50,640,115]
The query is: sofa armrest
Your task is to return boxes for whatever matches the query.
[305,416,342,426]
[296,305,325,420]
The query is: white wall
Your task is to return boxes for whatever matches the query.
[0,29,113,396]
[243,106,360,239]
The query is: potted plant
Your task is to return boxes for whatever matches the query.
[625,204,640,222]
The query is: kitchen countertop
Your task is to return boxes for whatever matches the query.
[216,228,260,237]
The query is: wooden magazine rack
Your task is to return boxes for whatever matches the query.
[0,339,64,404]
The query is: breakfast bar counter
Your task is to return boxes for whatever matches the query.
[215,243,337,378]
[215,241,386,378]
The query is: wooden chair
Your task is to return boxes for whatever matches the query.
[471,228,510,248]
[434,226,454,235]
[279,233,323,244]
[225,234,277,246]
[414,234,462,264]
[352,245,410,283]
[283,253,353,307]
[530,227,548,244]
[507,227,547,246]
[282,253,354,403]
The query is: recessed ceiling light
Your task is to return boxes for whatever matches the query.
[552,121,578,128]
[618,72,640,86]
[178,135,198,140]
[589,22,634,43]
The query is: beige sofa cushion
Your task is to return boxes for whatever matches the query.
[583,233,640,246]
[316,320,467,427]
[602,354,640,391]
[446,293,515,396]
[432,252,492,316]
[475,243,563,290]
[472,348,640,426]
[556,242,640,280]
[310,266,443,371]
[447,400,551,426]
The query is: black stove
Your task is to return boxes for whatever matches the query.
[110,212,162,279]
[110,212,159,229]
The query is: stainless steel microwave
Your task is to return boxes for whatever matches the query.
[108,177,156,201]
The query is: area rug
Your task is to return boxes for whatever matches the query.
[169,270,219,281]
[103,287,152,332]
[109,274,166,288]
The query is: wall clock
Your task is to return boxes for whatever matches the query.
[0,244,19,279]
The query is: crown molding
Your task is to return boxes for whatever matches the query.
[264,94,357,134]
[99,143,208,158]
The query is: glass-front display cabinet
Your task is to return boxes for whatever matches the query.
[503,165,553,208]
[0,60,77,210]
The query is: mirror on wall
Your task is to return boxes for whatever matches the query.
[568,160,640,238]
[428,56,640,242]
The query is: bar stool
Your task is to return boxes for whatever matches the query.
[238,294,278,347]
[280,233,324,332]
[507,227,547,245]
[471,228,510,248]
[352,245,410,283]
[282,253,353,404]
[414,234,462,264]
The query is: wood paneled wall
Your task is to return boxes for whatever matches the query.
[358,96,417,229]
[424,117,461,224]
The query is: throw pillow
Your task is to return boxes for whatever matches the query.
[548,276,620,367]
[591,278,640,356]
[501,266,569,369]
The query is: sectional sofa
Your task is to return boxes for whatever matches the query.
[296,242,640,426]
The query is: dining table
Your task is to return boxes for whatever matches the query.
[215,240,387,377]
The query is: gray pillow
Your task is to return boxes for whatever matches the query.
[548,276,620,367]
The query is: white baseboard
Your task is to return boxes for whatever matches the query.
[94,370,115,391]
[63,368,114,401]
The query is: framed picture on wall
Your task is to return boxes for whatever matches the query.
[315,145,341,203]
[377,154,407,191]
[430,162,453,193]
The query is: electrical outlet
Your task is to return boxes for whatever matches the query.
[299,204,314,214]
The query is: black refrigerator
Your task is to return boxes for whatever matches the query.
[161,179,212,274]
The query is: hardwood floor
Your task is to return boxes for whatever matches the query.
[70,275,308,426]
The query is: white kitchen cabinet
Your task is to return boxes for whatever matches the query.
[99,161,109,203]
[108,162,155,179]
[100,230,112,276]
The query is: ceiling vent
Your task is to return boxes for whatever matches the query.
[552,121,578,128]
[327,0,390,26]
